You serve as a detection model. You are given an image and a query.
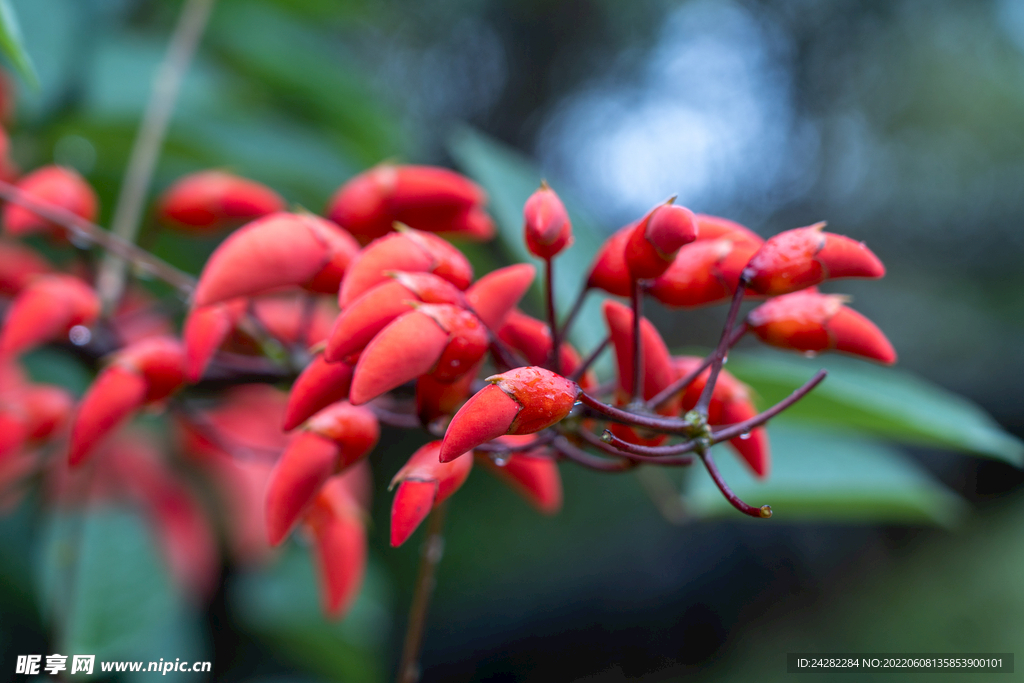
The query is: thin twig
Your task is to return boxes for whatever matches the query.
[558,284,589,345]
[0,180,196,294]
[576,429,694,466]
[552,436,635,472]
[545,257,560,374]
[630,279,644,404]
[645,323,747,410]
[569,334,609,382]
[95,0,217,309]
[397,502,448,683]
[698,448,771,518]
[709,369,827,442]
[694,282,746,415]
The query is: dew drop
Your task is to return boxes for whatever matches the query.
[722,355,728,364]
[491,455,509,467]
[69,325,92,346]
[803,350,817,359]
[739,431,751,440]
[68,230,93,249]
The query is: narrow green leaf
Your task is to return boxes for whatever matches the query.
[447,126,611,362]
[0,0,37,86]
[687,425,968,526]
[724,352,1024,467]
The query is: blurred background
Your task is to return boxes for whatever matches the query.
[1,0,1024,680]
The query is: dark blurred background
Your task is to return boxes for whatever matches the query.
[2,0,1024,681]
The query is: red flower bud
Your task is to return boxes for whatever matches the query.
[2,166,98,238]
[524,184,573,259]
[744,223,885,296]
[0,275,100,358]
[602,300,677,405]
[349,304,488,405]
[0,408,27,461]
[496,309,596,387]
[587,223,634,296]
[182,299,248,382]
[324,272,464,362]
[251,294,336,350]
[22,384,73,441]
[416,359,483,427]
[464,263,535,330]
[156,171,285,233]
[390,441,472,546]
[692,214,763,246]
[439,367,580,462]
[747,290,896,364]
[625,202,697,280]
[338,227,473,307]
[475,436,562,515]
[649,237,761,308]
[0,240,52,295]
[303,471,368,617]
[283,353,355,431]
[192,212,359,307]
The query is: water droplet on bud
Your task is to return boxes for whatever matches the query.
[491,454,509,467]
[759,504,772,518]
[739,431,751,440]
[803,351,817,359]
[69,325,92,346]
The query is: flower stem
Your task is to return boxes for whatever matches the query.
[630,279,644,404]
[569,334,609,382]
[546,257,560,374]
[644,323,747,410]
[694,281,746,415]
[397,501,448,683]
[698,448,771,518]
[558,284,590,345]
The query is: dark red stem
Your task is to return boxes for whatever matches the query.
[699,448,772,519]
[569,335,610,382]
[694,281,747,415]
[558,284,590,346]
[575,429,694,466]
[546,257,560,374]
[552,436,635,472]
[645,323,748,410]
[630,279,644,404]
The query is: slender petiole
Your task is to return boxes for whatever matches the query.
[699,448,771,518]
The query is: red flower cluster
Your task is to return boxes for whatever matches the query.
[0,145,894,619]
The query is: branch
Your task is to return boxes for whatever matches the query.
[644,323,747,410]
[694,282,746,415]
[552,436,635,472]
[699,448,771,519]
[397,502,448,683]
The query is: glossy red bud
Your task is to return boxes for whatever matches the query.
[744,223,885,296]
[587,223,635,296]
[602,300,677,404]
[0,240,52,295]
[693,214,763,246]
[182,299,247,382]
[156,171,285,233]
[305,401,380,469]
[524,184,573,259]
[283,354,355,431]
[115,337,189,402]
[464,263,535,330]
[265,432,338,546]
[324,272,463,362]
[304,474,367,617]
[454,206,496,241]
[22,385,73,441]
[440,367,580,462]
[0,275,100,358]
[476,436,562,514]
[390,441,472,547]
[192,212,359,307]
[625,202,697,280]
[2,166,98,237]
[649,237,761,308]
[747,290,896,364]
[349,305,487,405]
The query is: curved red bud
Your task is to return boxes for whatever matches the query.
[182,299,247,382]
[420,304,488,382]
[602,300,677,404]
[2,166,98,237]
[348,310,448,405]
[68,365,148,467]
[649,238,761,308]
[625,203,697,280]
[325,165,396,243]
[464,263,535,330]
[0,275,99,358]
[116,337,188,401]
[476,436,562,514]
[524,184,573,259]
[452,206,496,241]
[305,402,380,470]
[193,213,358,307]
[495,309,591,382]
[390,441,472,546]
[265,431,338,546]
[23,385,73,441]
[693,214,763,246]
[251,294,336,349]
[304,475,367,617]
[744,224,885,296]
[156,171,285,233]
[440,367,579,462]
[587,223,634,296]
[283,354,355,431]
[338,228,472,307]
[325,273,462,362]
[747,290,896,364]
[0,240,52,295]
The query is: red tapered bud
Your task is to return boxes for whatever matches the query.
[2,166,98,238]
[304,473,367,617]
[455,206,496,241]
[22,385,73,441]
[115,337,188,401]
[0,240,52,295]
[390,441,472,546]
[587,223,634,296]
[693,214,763,246]
[496,309,596,387]
[306,402,380,468]
[338,227,472,307]
[464,263,535,329]
[327,164,487,244]
[476,436,562,514]
[0,275,99,358]
[182,299,247,382]
[283,354,355,431]
[602,300,677,405]
[625,202,697,280]
[156,171,286,233]
[440,367,580,462]
[265,433,337,546]
[251,294,336,349]
[349,304,487,405]
[744,223,885,296]
[524,184,573,259]
[192,212,360,307]
[747,290,896,364]
[325,272,463,362]
[649,237,761,308]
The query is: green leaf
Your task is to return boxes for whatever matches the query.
[0,0,37,86]
[724,352,1024,467]
[687,425,968,527]
[230,542,392,683]
[447,126,611,363]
